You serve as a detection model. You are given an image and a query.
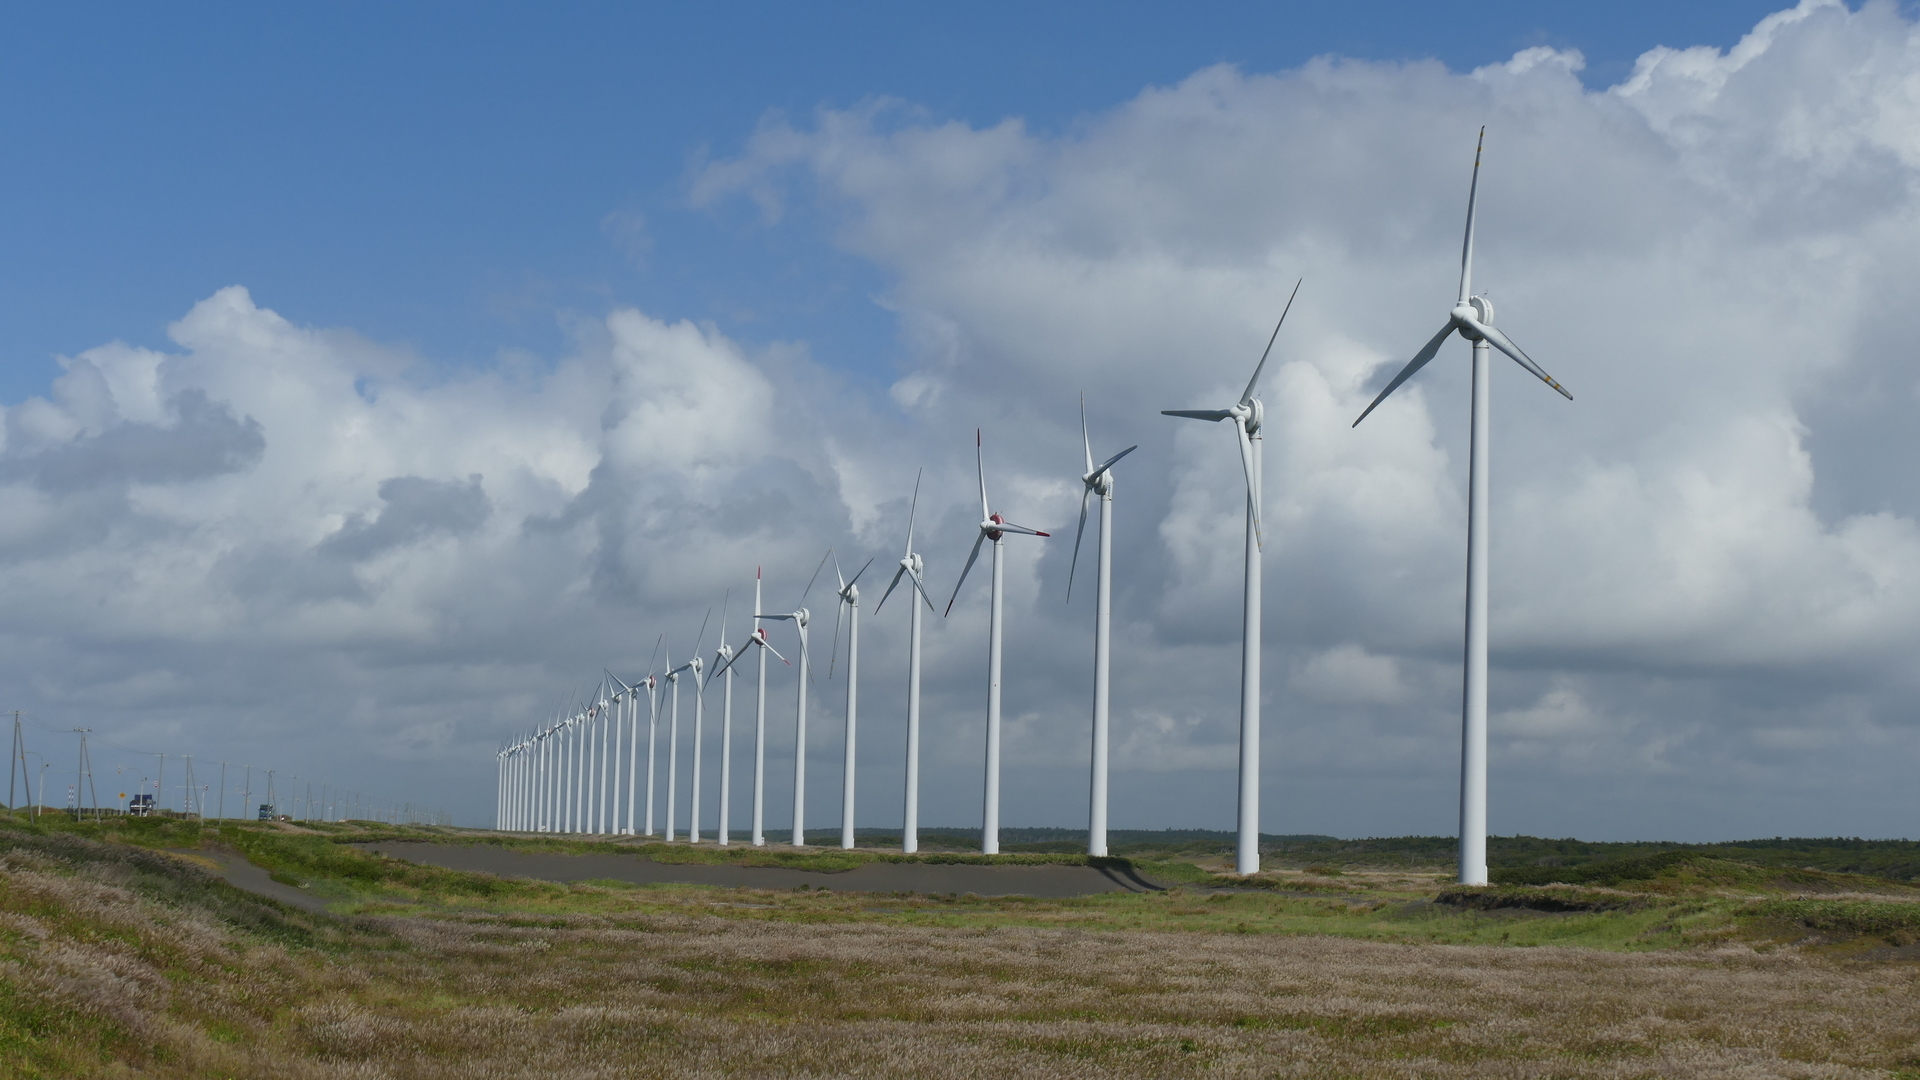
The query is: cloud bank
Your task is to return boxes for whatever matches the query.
[8,0,1920,839]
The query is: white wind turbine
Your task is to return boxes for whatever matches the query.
[667,610,712,842]
[641,635,662,836]
[709,609,736,846]
[1065,397,1136,858]
[1161,277,1300,876]
[609,671,641,834]
[1352,128,1571,886]
[945,430,1050,856]
[759,553,829,847]
[712,568,789,846]
[827,553,875,850]
[873,471,938,854]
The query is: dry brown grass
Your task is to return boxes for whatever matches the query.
[6,830,1920,1078]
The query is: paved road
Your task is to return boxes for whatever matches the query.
[167,847,335,914]
[356,842,1165,897]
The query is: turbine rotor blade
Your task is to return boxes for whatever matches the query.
[1352,319,1458,428]
[1066,487,1092,603]
[1466,319,1573,400]
[1091,444,1137,480]
[828,596,844,679]
[996,521,1049,538]
[874,565,907,613]
[1460,126,1486,305]
[1162,409,1233,422]
[908,568,936,611]
[975,429,990,521]
[1235,414,1264,550]
[1080,394,1094,474]
[1240,277,1303,406]
[905,468,921,556]
[800,549,831,604]
[847,556,875,590]
[944,532,989,617]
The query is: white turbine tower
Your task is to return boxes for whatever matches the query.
[714,569,790,847]
[609,672,639,834]
[641,635,662,837]
[1065,397,1136,858]
[828,554,875,850]
[710,609,736,846]
[944,430,1051,856]
[874,471,937,854]
[1352,128,1571,886]
[760,554,828,847]
[667,611,712,842]
[1161,277,1300,877]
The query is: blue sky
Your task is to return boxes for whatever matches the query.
[2,2,1795,400]
[7,2,1920,839]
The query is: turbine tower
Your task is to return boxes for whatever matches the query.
[1066,397,1136,858]
[1352,128,1571,886]
[760,554,826,846]
[874,470,937,854]
[1161,277,1300,876]
[711,611,735,846]
[945,431,1050,856]
[713,568,789,846]
[828,554,874,850]
[667,611,712,842]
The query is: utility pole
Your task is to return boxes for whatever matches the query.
[217,762,227,821]
[157,754,166,818]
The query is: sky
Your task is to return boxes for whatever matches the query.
[3,1,1918,840]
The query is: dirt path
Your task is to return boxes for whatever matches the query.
[355,841,1164,897]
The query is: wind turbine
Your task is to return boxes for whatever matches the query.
[609,671,639,834]
[874,471,938,853]
[945,431,1050,856]
[1066,397,1137,858]
[1351,128,1571,886]
[641,635,662,836]
[828,553,875,850]
[712,568,789,847]
[1161,277,1300,876]
[760,553,829,847]
[667,610,713,842]
[710,604,739,846]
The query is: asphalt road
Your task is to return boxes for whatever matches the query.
[355,842,1165,898]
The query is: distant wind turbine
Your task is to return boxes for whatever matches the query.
[945,430,1050,856]
[1351,128,1571,886]
[712,568,789,846]
[828,553,875,850]
[760,553,829,846]
[1066,397,1136,858]
[1161,277,1300,876]
[874,470,937,853]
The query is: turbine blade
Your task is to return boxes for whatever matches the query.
[828,597,844,679]
[833,550,846,593]
[646,633,663,678]
[905,468,921,556]
[1081,394,1094,474]
[800,549,831,604]
[1091,444,1137,480]
[693,607,712,656]
[1352,319,1457,427]
[1162,409,1233,422]
[874,565,908,613]
[909,567,937,611]
[1460,126,1485,304]
[1239,277,1303,406]
[1235,414,1264,550]
[997,521,1050,538]
[1066,487,1092,604]
[718,588,730,648]
[975,429,990,521]
[944,532,988,617]
[760,637,790,665]
[1470,319,1573,401]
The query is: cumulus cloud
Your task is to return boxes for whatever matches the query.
[8,0,1920,841]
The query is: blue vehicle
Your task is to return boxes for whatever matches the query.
[257,803,276,821]
[128,794,156,817]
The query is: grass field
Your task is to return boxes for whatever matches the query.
[3,812,1918,1078]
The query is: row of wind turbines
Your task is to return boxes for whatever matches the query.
[495,129,1570,885]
